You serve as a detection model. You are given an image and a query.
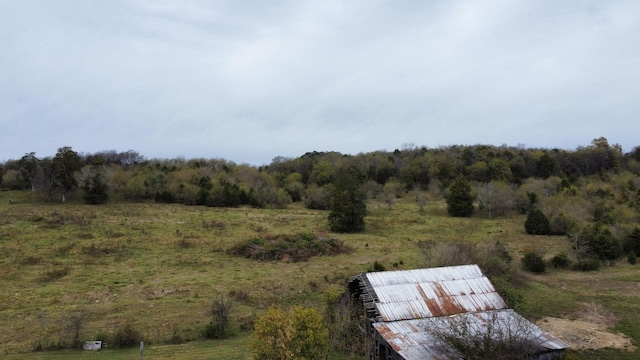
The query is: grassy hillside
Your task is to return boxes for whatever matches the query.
[1,190,638,359]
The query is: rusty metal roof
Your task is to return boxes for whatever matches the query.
[373,309,569,360]
[359,265,569,359]
[365,265,507,322]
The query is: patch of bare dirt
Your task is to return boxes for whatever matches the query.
[537,303,637,351]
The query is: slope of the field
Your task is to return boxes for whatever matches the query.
[1,190,638,359]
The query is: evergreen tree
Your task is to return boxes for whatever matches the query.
[328,166,367,232]
[588,225,620,261]
[624,226,640,256]
[524,207,551,235]
[446,175,474,217]
[537,153,556,179]
[521,251,546,273]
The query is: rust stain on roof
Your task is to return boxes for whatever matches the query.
[432,282,466,315]
[417,283,442,317]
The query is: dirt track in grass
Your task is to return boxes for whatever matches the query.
[538,316,636,351]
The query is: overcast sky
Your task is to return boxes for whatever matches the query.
[2,1,639,165]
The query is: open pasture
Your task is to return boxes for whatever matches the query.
[1,190,638,359]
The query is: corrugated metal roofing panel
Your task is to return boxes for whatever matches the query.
[367,264,484,288]
[374,320,443,359]
[373,310,569,360]
[366,265,507,321]
[377,300,433,321]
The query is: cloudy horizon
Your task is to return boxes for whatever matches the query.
[2,0,639,165]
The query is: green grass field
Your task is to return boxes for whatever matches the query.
[2,336,251,360]
[1,190,639,359]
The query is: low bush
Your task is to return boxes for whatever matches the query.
[111,323,142,348]
[573,258,601,271]
[521,252,546,273]
[228,232,351,262]
[371,260,386,272]
[550,252,571,269]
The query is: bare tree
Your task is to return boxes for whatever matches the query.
[477,181,516,218]
[569,228,591,261]
[204,295,234,339]
[67,312,85,348]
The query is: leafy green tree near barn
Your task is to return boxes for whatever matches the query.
[328,166,367,232]
[446,175,474,217]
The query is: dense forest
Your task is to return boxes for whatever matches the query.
[2,137,640,264]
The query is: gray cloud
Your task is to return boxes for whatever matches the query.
[1,0,639,164]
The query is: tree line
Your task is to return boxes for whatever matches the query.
[2,138,637,202]
[1,137,639,236]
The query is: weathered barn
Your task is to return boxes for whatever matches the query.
[342,264,568,359]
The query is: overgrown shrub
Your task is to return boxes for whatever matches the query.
[549,212,574,235]
[252,306,329,360]
[371,260,386,272]
[628,252,637,265]
[490,241,512,264]
[588,225,621,261]
[248,186,291,209]
[573,258,601,271]
[228,232,351,262]
[420,240,513,280]
[550,252,571,269]
[325,291,371,357]
[303,185,332,210]
[92,331,110,344]
[205,181,246,207]
[168,324,184,344]
[111,323,142,348]
[420,240,475,268]
[521,252,546,273]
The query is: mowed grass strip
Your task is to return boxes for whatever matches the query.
[2,336,251,360]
